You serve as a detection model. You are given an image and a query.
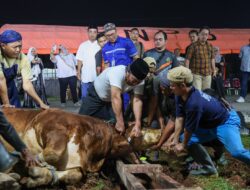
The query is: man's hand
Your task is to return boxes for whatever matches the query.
[115,120,125,135]
[40,102,49,110]
[77,72,81,81]
[21,149,39,167]
[131,123,142,137]
[1,104,15,108]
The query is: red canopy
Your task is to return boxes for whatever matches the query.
[1,24,249,54]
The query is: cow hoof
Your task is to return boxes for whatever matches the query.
[26,167,53,188]
[0,172,21,190]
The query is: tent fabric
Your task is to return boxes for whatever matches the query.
[1,24,249,54]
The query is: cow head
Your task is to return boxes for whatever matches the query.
[110,124,161,158]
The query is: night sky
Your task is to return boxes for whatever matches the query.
[1,0,250,28]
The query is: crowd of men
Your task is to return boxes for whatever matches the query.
[0,22,250,180]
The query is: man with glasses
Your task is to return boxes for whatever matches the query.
[102,23,138,67]
[102,23,139,112]
[0,30,49,109]
[79,58,149,137]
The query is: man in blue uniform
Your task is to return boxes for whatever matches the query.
[168,66,250,175]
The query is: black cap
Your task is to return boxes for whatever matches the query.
[129,58,149,80]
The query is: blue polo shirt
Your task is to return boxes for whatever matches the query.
[102,36,137,66]
[176,87,229,132]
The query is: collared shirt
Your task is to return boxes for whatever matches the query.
[0,50,32,80]
[102,36,137,67]
[239,45,250,72]
[76,40,100,83]
[175,87,229,132]
[186,41,215,76]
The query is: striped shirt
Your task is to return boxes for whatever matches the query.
[186,41,215,76]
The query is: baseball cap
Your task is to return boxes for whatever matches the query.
[167,66,193,83]
[104,23,116,33]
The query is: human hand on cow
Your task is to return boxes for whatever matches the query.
[115,120,125,135]
[21,148,39,167]
[130,122,142,137]
[40,102,49,110]
[1,104,15,108]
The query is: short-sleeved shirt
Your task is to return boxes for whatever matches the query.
[102,36,137,67]
[0,51,32,80]
[144,49,178,96]
[134,41,144,58]
[144,49,178,72]
[94,65,144,102]
[186,41,215,76]
[76,40,100,83]
[53,54,77,78]
[239,45,250,72]
[175,87,229,133]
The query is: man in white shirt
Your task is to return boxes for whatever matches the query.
[76,25,100,100]
[79,58,149,137]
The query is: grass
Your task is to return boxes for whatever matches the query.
[195,135,250,190]
[196,176,235,190]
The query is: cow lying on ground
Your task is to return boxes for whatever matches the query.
[1,108,161,188]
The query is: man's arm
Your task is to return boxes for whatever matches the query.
[173,117,184,144]
[185,59,190,68]
[0,75,10,105]
[22,79,49,109]
[147,95,158,126]
[132,94,143,136]
[111,86,125,133]
[77,60,83,80]
[152,119,175,149]
[211,58,216,76]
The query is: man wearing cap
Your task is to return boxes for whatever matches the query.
[78,58,149,137]
[0,30,49,109]
[167,66,250,172]
[102,23,139,113]
[102,23,138,67]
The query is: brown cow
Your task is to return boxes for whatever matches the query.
[1,108,161,188]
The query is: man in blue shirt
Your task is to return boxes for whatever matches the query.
[168,66,250,174]
[102,23,139,110]
[102,23,138,67]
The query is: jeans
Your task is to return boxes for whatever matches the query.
[81,82,92,100]
[240,71,250,98]
[58,76,78,103]
[181,110,250,165]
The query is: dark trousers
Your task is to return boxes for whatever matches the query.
[78,84,115,120]
[58,76,78,103]
[240,71,250,98]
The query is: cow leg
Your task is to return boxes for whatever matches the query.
[25,167,83,188]
[57,168,83,184]
[42,129,68,167]
[25,167,53,188]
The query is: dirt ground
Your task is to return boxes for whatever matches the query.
[16,151,250,190]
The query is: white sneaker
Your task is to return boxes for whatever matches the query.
[236,96,245,103]
[74,102,81,107]
[61,103,66,107]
